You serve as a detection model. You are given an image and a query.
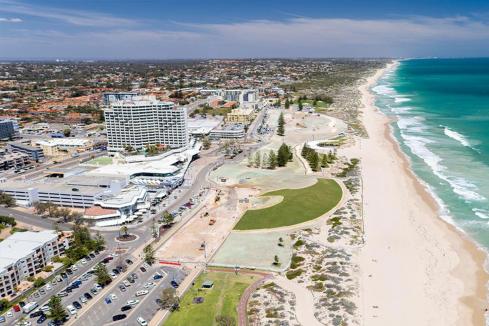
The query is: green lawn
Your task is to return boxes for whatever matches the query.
[165,271,256,326]
[85,156,113,165]
[234,179,342,230]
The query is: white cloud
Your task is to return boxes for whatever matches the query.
[1,15,489,58]
[0,0,135,27]
[0,17,22,23]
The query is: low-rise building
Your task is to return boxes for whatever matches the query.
[8,142,44,162]
[225,108,256,125]
[36,138,93,156]
[0,230,68,299]
[209,124,246,140]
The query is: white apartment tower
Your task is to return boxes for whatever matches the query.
[104,96,188,152]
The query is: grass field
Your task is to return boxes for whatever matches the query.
[165,271,256,326]
[234,179,342,230]
[85,156,112,166]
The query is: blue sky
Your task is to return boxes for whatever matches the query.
[1,0,489,59]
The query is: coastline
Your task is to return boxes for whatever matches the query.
[356,62,488,325]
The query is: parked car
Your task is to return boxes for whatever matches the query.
[125,259,133,265]
[120,305,131,312]
[72,301,82,310]
[137,317,148,326]
[126,299,139,306]
[83,292,93,300]
[112,314,126,322]
[29,310,43,318]
[171,280,179,288]
[140,267,146,273]
[153,273,163,280]
[122,280,131,287]
[118,284,126,292]
[131,273,138,280]
[66,305,77,315]
[36,314,47,324]
[135,290,148,297]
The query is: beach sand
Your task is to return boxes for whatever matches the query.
[355,63,488,325]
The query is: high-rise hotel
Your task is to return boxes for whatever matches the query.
[104,95,188,152]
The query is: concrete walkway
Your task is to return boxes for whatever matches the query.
[274,276,324,326]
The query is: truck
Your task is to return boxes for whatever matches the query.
[22,301,38,314]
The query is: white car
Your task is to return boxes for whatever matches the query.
[40,305,50,313]
[135,290,149,297]
[143,282,156,289]
[137,317,148,326]
[71,265,78,271]
[79,296,87,304]
[126,299,140,306]
[109,293,118,301]
[81,259,87,264]
[122,280,131,287]
[6,311,13,318]
[45,284,52,291]
[66,305,77,315]
[110,272,117,278]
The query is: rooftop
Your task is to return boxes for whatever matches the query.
[0,230,58,272]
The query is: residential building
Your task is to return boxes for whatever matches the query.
[8,142,44,162]
[0,230,68,298]
[104,95,188,152]
[0,152,31,171]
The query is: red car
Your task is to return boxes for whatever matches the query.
[13,304,20,312]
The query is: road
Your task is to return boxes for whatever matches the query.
[0,206,71,231]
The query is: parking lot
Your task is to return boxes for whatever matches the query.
[73,264,185,325]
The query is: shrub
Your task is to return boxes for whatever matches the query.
[285,269,304,280]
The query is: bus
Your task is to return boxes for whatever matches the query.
[23,301,38,314]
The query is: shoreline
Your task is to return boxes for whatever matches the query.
[357,62,488,325]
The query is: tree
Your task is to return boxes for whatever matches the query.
[94,263,112,286]
[120,225,128,237]
[48,295,67,322]
[261,152,268,169]
[309,151,320,172]
[159,287,179,310]
[298,99,303,111]
[162,211,174,226]
[277,143,290,167]
[144,244,156,265]
[202,136,211,150]
[321,154,329,168]
[284,98,290,110]
[63,128,71,137]
[33,277,46,288]
[93,232,105,252]
[0,192,15,207]
[268,150,277,169]
[277,112,285,136]
[253,151,261,168]
[215,315,236,326]
[124,144,135,153]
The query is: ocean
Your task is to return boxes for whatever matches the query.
[373,58,489,253]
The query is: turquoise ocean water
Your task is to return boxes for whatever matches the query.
[373,58,489,253]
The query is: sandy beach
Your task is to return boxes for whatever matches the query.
[355,63,488,325]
